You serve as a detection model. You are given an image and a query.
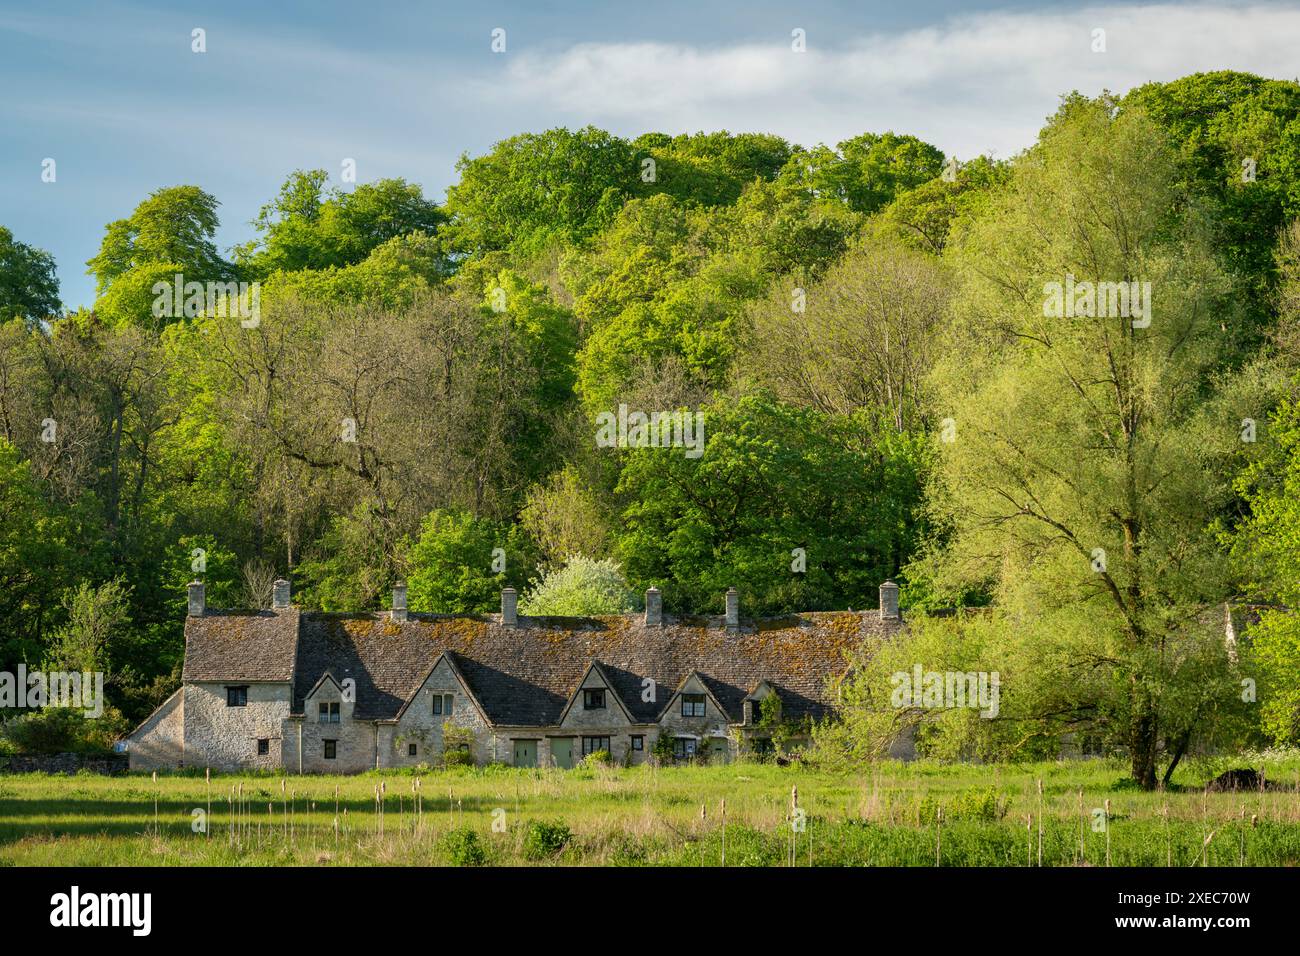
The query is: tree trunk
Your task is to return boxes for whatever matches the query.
[1130,683,1158,790]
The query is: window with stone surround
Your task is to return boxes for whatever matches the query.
[432,693,454,716]
[630,735,644,751]
[323,740,337,760]
[681,693,706,717]
[318,702,340,723]
[583,688,606,710]
[582,736,610,756]
[225,686,247,707]
[257,738,269,755]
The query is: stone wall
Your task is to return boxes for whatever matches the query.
[183,681,291,771]
[384,658,491,767]
[127,688,184,770]
[555,667,643,764]
[291,676,375,773]
[0,753,129,775]
[658,676,733,762]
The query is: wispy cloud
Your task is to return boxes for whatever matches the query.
[491,3,1300,157]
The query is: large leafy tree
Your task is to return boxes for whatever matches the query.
[632,131,793,207]
[926,99,1247,788]
[1124,71,1300,347]
[871,155,1008,254]
[0,439,78,667]
[743,237,951,431]
[405,508,532,613]
[778,132,945,215]
[615,393,927,615]
[570,181,859,413]
[87,186,228,295]
[0,227,60,323]
[235,171,445,277]
[443,127,637,256]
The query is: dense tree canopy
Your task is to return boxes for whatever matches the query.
[5,72,1300,786]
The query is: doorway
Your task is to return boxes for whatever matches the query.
[513,739,537,768]
[551,737,575,768]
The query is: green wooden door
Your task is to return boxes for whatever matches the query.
[551,737,574,769]
[513,739,537,768]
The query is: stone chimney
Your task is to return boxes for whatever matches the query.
[187,580,205,617]
[879,579,900,620]
[724,587,739,630]
[272,578,291,610]
[391,580,408,623]
[501,587,518,626]
[645,587,662,626]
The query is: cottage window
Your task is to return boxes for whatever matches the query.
[582,736,610,756]
[225,686,248,707]
[583,688,606,710]
[630,735,644,751]
[672,737,697,759]
[408,743,418,757]
[257,738,269,755]
[318,702,340,723]
[323,740,337,760]
[681,693,706,717]
[432,693,454,716]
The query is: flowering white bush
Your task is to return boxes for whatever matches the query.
[520,556,641,616]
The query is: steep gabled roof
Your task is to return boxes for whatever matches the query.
[392,651,491,726]
[657,669,729,723]
[181,607,901,725]
[182,609,299,682]
[556,659,639,726]
[302,670,342,701]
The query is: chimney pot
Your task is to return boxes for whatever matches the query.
[501,587,518,626]
[188,580,205,617]
[879,579,900,620]
[391,580,408,622]
[645,587,662,626]
[725,587,739,630]
[272,578,291,610]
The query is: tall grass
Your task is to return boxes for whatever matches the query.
[2,755,1299,866]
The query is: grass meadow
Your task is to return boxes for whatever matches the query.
[3,754,1300,866]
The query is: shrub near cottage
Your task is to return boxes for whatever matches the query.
[443,749,473,768]
[523,819,571,860]
[442,722,474,767]
[0,706,126,755]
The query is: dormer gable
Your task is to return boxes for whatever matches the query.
[303,670,353,723]
[394,651,490,727]
[743,679,780,724]
[558,659,635,727]
[660,670,728,723]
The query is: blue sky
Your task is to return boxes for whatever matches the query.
[3,0,1298,309]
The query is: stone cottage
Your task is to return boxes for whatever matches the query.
[125,578,904,772]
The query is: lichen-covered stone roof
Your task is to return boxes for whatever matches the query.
[182,609,299,682]
[184,608,903,725]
